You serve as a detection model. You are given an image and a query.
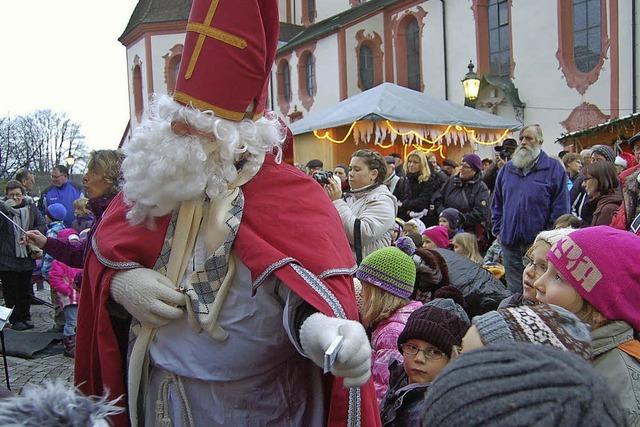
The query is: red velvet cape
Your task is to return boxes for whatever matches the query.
[75,156,381,427]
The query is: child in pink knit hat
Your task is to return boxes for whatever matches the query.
[422,226,450,250]
[533,226,640,425]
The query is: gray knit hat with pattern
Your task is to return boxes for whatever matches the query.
[472,304,591,360]
[425,298,470,324]
[421,343,626,427]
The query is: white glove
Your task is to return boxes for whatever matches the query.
[299,312,371,388]
[110,268,186,328]
[408,209,428,219]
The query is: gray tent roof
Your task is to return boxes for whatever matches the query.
[290,83,521,135]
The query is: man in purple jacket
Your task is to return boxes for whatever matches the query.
[491,124,570,293]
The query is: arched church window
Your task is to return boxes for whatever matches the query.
[573,0,601,73]
[305,53,316,96]
[406,18,421,90]
[358,44,374,90]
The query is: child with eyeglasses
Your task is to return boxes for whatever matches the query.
[498,228,574,309]
[379,297,470,426]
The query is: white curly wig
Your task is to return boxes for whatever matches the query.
[0,380,123,426]
[121,95,285,225]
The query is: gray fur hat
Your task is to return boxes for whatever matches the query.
[421,343,626,426]
[0,380,123,426]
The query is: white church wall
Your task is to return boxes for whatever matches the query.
[438,0,476,112]
[419,0,445,99]
[126,39,147,127]
[510,1,601,154]
[616,1,634,117]
[314,0,350,23]
[308,34,341,112]
[150,33,186,97]
[278,0,288,22]
[345,13,384,98]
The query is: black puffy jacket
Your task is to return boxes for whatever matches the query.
[435,248,511,317]
[394,173,439,221]
[434,173,491,232]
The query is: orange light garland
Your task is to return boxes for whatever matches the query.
[312,120,358,144]
[312,120,513,155]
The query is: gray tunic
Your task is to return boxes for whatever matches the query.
[145,233,325,426]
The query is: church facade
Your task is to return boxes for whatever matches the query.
[120,0,638,164]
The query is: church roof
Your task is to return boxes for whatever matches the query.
[119,0,192,42]
[278,0,398,54]
[280,23,305,42]
[120,0,305,44]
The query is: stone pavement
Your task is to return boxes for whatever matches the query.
[1,285,73,393]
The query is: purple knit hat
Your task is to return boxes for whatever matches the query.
[462,154,483,173]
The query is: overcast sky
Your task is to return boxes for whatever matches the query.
[0,1,138,151]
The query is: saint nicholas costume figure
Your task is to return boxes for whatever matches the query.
[74,1,381,426]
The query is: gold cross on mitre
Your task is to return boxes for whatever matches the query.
[184,0,247,80]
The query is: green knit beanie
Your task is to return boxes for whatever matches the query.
[355,247,416,299]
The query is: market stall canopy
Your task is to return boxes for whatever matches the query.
[556,112,640,149]
[290,83,521,141]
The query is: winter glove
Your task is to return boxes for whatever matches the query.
[110,268,186,328]
[299,312,371,388]
[409,209,429,219]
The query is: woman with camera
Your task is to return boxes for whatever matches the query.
[325,149,397,263]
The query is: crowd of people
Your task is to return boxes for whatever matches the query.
[0,126,638,426]
[0,150,123,358]
[0,0,639,424]
[297,122,640,426]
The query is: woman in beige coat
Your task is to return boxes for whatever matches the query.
[326,149,397,262]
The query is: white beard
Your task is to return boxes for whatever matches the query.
[511,145,541,170]
[121,95,285,225]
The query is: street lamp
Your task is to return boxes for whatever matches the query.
[65,154,75,175]
[462,60,481,107]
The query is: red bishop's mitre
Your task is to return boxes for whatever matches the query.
[174,0,279,121]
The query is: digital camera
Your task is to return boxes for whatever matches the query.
[499,151,512,161]
[313,170,334,185]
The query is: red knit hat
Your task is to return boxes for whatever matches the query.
[174,0,279,121]
[423,226,450,249]
[547,226,640,331]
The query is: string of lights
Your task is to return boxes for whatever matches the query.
[312,120,513,152]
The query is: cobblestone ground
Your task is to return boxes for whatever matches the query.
[1,284,73,393]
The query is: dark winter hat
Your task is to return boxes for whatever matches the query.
[472,303,591,360]
[443,159,458,168]
[398,305,470,357]
[494,138,517,153]
[356,247,416,299]
[405,232,423,249]
[462,153,483,173]
[413,248,450,295]
[425,291,470,324]
[421,343,626,427]
[628,131,640,148]
[46,203,67,221]
[384,155,396,165]
[439,208,463,231]
[590,144,616,163]
[305,159,323,169]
